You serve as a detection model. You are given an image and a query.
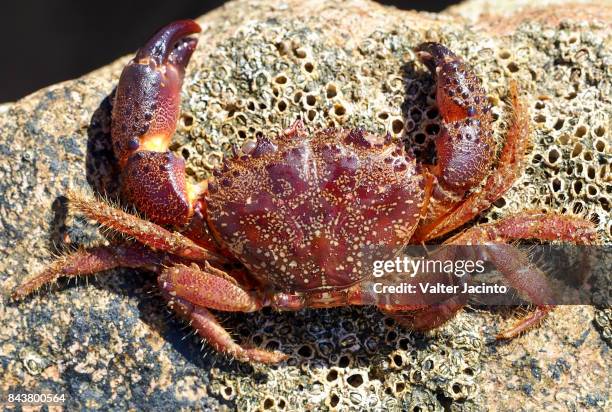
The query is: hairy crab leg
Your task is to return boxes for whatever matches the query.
[11,244,165,300]
[67,191,227,263]
[158,263,263,312]
[447,212,599,245]
[157,263,290,363]
[163,293,287,363]
[383,295,468,332]
[111,20,207,228]
[446,212,598,338]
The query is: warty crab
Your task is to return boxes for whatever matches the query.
[12,20,598,363]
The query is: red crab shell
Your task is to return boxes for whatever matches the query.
[205,122,430,292]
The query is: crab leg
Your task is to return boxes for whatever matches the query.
[111,20,205,228]
[267,281,469,335]
[268,287,366,310]
[67,191,226,263]
[11,244,165,300]
[383,295,468,331]
[447,212,598,245]
[163,293,287,363]
[157,263,290,362]
[158,263,263,312]
[447,212,598,338]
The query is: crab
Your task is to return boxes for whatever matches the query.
[12,20,598,363]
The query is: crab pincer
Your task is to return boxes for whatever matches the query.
[411,42,505,241]
[111,20,203,227]
[415,42,495,192]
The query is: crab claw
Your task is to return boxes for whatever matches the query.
[416,42,495,192]
[111,20,202,226]
[112,20,201,166]
[135,19,202,68]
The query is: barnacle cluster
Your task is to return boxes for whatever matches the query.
[483,24,611,240]
[176,20,425,177]
[206,307,484,411]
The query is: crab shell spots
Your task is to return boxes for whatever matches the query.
[122,151,190,226]
[205,127,426,292]
[437,118,494,191]
[436,60,485,122]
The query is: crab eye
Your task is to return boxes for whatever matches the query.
[241,139,257,155]
[251,136,278,158]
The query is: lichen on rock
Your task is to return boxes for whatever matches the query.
[0,0,610,411]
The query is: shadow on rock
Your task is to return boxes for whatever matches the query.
[86,90,121,198]
[400,60,438,165]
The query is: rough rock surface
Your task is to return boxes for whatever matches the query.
[0,0,610,410]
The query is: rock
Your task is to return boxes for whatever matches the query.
[0,0,610,410]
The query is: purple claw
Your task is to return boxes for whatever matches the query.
[111,20,203,227]
[111,20,201,167]
[135,19,202,66]
[415,42,455,74]
[415,42,495,192]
